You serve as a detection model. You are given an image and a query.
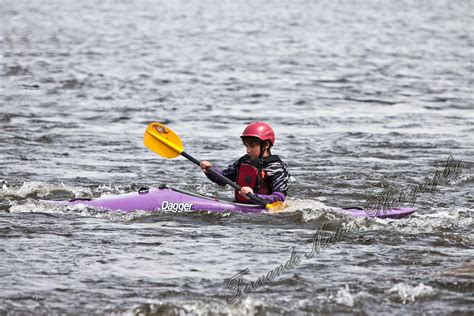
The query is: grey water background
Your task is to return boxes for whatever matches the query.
[1,0,473,314]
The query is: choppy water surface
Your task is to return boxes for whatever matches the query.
[1,0,473,315]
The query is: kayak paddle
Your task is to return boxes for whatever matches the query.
[144,122,286,212]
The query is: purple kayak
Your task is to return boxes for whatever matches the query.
[49,186,416,219]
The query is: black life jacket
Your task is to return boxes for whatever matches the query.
[235,154,282,203]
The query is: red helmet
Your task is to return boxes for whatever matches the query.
[240,122,275,145]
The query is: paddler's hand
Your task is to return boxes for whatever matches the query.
[200,160,212,172]
[239,186,254,199]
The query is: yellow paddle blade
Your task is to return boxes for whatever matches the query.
[266,201,287,213]
[144,122,184,159]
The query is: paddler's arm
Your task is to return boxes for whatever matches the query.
[252,161,290,203]
[239,187,286,204]
[200,160,238,186]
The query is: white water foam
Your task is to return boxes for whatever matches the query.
[388,283,435,304]
[333,284,355,307]
[8,198,152,222]
[132,296,267,316]
[369,207,473,235]
[322,284,375,308]
[279,198,339,222]
[0,181,93,198]
[1,181,158,222]
[0,181,153,200]
[93,183,142,198]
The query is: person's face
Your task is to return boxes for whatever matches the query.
[243,138,268,159]
[244,142,261,159]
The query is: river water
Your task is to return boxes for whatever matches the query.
[1,0,473,315]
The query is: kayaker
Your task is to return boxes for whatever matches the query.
[200,122,290,204]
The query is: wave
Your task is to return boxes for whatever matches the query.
[1,182,472,237]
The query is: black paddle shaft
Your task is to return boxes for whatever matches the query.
[181,151,269,206]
